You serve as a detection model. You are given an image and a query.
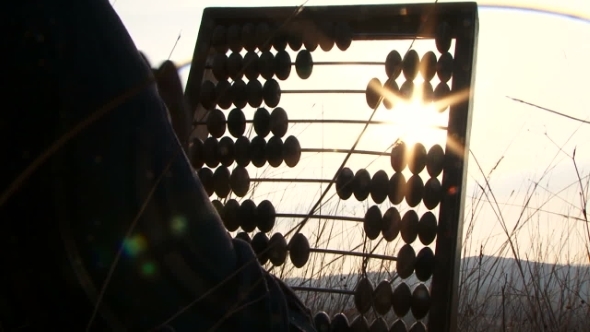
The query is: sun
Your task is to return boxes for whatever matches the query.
[373,84,450,150]
[391,100,447,146]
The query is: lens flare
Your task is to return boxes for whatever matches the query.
[122,234,147,258]
[141,261,157,276]
[171,215,188,236]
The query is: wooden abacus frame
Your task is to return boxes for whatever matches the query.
[185,3,478,332]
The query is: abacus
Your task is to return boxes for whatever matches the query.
[184,3,478,332]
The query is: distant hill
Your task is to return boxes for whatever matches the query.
[283,255,590,327]
[285,255,590,294]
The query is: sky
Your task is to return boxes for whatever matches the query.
[112,0,590,271]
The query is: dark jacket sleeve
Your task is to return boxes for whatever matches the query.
[0,0,315,330]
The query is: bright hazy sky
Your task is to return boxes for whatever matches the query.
[113,0,590,269]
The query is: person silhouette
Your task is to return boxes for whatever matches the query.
[0,0,316,330]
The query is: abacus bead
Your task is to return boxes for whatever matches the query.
[350,315,369,332]
[243,51,260,81]
[272,24,288,51]
[240,199,257,232]
[334,22,352,51]
[370,318,388,332]
[402,50,420,81]
[227,52,244,80]
[198,168,214,196]
[302,23,319,51]
[250,136,266,168]
[427,144,445,177]
[435,21,452,53]
[314,312,331,332]
[287,21,303,51]
[390,320,407,332]
[218,136,235,167]
[263,79,281,108]
[203,137,219,168]
[415,247,435,282]
[382,77,399,110]
[241,22,257,52]
[405,175,424,208]
[373,280,393,316]
[396,244,416,279]
[251,232,270,264]
[364,205,382,240]
[408,143,427,175]
[295,49,313,80]
[215,80,232,110]
[399,80,414,101]
[353,169,371,201]
[289,233,310,268]
[200,80,216,110]
[246,79,263,108]
[390,141,406,172]
[437,52,453,83]
[255,22,271,51]
[392,283,411,317]
[223,199,240,231]
[268,233,288,266]
[336,167,354,200]
[213,166,231,198]
[274,50,292,81]
[231,79,248,109]
[253,108,271,137]
[206,108,226,139]
[227,24,242,53]
[418,211,437,246]
[234,136,251,167]
[265,136,283,168]
[411,284,431,320]
[365,78,382,110]
[283,136,301,168]
[258,51,275,80]
[212,54,228,81]
[211,25,227,53]
[354,278,373,314]
[370,170,389,204]
[257,200,276,233]
[229,166,250,197]
[227,108,246,138]
[385,50,402,79]
[330,313,349,331]
[420,51,437,81]
[388,172,406,205]
[270,107,288,137]
[318,22,335,52]
[382,207,401,242]
[235,231,251,244]
[400,210,419,244]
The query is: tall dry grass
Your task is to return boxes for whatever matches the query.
[275,129,590,331]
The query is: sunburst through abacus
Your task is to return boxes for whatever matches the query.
[185,4,478,332]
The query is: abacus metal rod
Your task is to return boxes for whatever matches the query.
[252,178,332,184]
[353,33,426,40]
[276,213,363,222]
[193,120,400,125]
[290,286,354,295]
[192,119,448,130]
[251,170,405,183]
[310,248,397,261]
[302,148,389,157]
[282,89,364,94]
[300,61,384,66]
[290,286,354,296]
[203,61,384,69]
